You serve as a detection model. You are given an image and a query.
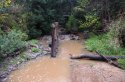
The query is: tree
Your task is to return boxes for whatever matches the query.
[26,0,75,38]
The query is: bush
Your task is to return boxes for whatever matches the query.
[85,18,125,69]
[66,15,79,32]
[107,18,125,47]
[79,15,101,31]
[0,30,27,58]
[28,27,42,39]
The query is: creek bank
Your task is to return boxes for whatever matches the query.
[0,38,50,82]
[0,34,80,82]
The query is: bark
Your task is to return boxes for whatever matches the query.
[70,54,125,61]
[51,22,59,57]
[70,54,125,69]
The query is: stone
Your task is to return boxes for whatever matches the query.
[1,77,7,82]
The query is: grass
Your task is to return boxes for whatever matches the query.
[31,47,40,53]
[0,53,29,73]
[118,59,125,69]
[85,34,125,55]
[0,39,41,76]
[28,39,39,46]
[85,34,125,69]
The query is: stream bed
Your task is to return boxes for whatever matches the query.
[7,39,125,82]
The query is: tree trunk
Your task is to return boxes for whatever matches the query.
[51,22,59,57]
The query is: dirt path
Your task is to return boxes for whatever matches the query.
[7,39,125,82]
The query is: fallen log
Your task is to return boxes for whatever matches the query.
[70,54,125,61]
[70,54,125,69]
[96,52,123,69]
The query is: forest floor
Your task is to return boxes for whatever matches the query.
[1,35,125,82]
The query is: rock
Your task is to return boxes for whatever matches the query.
[0,72,8,78]
[60,35,65,40]
[43,47,51,52]
[28,53,41,59]
[42,36,52,43]
[59,34,80,40]
[70,34,80,40]
[60,35,71,40]
[38,44,43,49]
[8,65,17,72]
[42,51,48,55]
[1,77,7,82]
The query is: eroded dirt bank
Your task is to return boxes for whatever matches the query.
[7,37,125,82]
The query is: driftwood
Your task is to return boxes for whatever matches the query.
[70,53,125,69]
[70,54,120,61]
[96,52,123,69]
[71,54,125,60]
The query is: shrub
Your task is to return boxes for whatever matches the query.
[79,15,101,31]
[28,27,42,39]
[107,18,125,47]
[66,15,79,32]
[0,30,27,58]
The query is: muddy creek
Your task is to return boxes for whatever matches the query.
[7,40,84,82]
[7,40,125,82]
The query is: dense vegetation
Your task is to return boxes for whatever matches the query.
[0,0,125,68]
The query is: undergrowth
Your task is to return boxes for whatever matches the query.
[85,34,125,69]
[85,34,125,55]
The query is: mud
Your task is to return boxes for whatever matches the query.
[7,40,125,82]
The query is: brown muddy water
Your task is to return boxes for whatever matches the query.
[7,40,125,82]
[7,40,84,82]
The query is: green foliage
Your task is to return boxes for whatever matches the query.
[0,13,28,32]
[28,27,42,39]
[67,0,125,33]
[31,47,40,53]
[28,39,39,46]
[0,1,28,34]
[0,30,27,58]
[29,39,38,45]
[85,34,125,55]
[118,59,125,69]
[66,0,101,33]
[77,0,89,8]
[0,0,11,8]
[18,53,29,61]
[73,7,85,21]
[85,17,125,69]
[79,15,100,31]
[27,0,71,38]
[66,15,79,32]
[107,18,125,47]
[0,1,28,59]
